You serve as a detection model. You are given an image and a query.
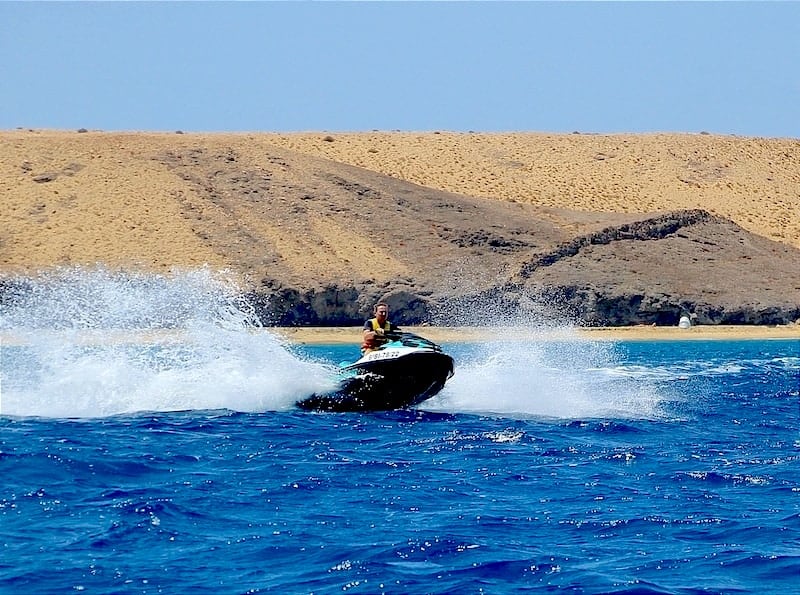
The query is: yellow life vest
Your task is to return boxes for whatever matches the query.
[361,318,393,351]
[369,318,392,333]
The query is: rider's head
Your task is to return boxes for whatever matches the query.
[374,303,389,322]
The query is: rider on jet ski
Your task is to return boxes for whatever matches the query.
[361,302,401,353]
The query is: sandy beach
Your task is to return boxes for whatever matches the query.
[273,324,800,345]
[2,324,796,348]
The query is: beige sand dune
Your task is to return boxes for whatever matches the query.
[264,132,800,249]
[1,129,798,280]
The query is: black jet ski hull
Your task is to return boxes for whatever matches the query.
[297,351,454,413]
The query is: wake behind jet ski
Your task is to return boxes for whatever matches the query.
[296,331,455,412]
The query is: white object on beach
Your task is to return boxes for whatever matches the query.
[678,315,692,329]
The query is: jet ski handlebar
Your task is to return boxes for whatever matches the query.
[382,331,443,352]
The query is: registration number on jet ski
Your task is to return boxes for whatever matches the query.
[364,350,403,362]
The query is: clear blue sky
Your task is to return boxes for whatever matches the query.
[2,2,798,138]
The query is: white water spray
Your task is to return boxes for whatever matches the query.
[424,331,667,419]
[1,268,671,420]
[0,268,335,418]
[412,286,669,418]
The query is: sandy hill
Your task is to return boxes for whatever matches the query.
[265,132,800,250]
[1,129,799,326]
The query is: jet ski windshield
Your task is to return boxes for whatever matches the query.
[378,331,444,352]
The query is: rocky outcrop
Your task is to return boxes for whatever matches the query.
[518,210,720,276]
[236,280,800,328]
[512,286,800,327]
[236,204,800,327]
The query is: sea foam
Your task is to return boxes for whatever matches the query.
[0,268,334,417]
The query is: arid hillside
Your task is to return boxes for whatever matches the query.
[265,132,800,250]
[2,130,799,326]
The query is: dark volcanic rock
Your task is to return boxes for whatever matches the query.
[250,204,800,327]
[510,210,800,326]
[518,210,718,275]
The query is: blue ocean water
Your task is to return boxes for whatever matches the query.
[1,271,798,594]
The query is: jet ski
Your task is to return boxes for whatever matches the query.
[297,331,454,412]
